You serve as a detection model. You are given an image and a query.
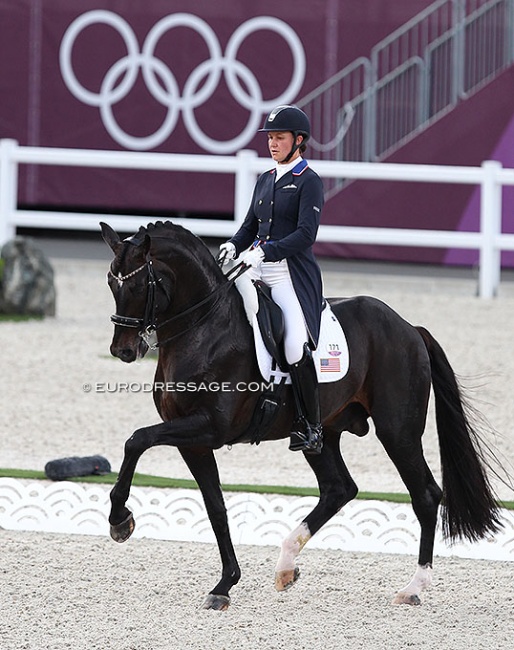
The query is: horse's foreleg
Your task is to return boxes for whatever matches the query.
[109,411,215,541]
[275,433,358,591]
[179,448,241,611]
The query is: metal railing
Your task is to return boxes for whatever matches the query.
[2,138,514,299]
[298,0,514,165]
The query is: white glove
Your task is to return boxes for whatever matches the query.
[242,246,265,268]
[218,241,236,265]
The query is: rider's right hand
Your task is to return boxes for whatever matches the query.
[219,241,236,265]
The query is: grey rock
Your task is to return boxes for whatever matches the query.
[0,237,56,316]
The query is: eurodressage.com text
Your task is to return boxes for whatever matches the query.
[83,381,275,394]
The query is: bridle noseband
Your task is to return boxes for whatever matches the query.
[109,255,247,348]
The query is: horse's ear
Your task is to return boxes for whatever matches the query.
[100,222,121,253]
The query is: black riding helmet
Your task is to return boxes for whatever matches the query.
[259,105,311,162]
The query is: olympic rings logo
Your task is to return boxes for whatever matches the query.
[59,11,306,153]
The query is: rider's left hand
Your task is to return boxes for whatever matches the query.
[242,247,265,268]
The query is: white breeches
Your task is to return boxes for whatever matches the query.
[243,259,308,365]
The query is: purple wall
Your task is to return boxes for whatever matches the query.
[316,68,514,265]
[3,0,513,266]
[2,0,432,214]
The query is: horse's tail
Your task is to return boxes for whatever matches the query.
[416,326,503,542]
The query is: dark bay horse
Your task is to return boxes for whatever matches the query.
[101,220,502,610]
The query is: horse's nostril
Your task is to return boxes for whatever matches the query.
[119,348,136,362]
[111,345,136,363]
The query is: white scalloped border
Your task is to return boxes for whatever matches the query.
[0,478,512,561]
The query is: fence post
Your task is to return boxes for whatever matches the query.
[451,0,466,103]
[0,138,18,247]
[508,0,514,65]
[234,149,258,228]
[479,160,502,299]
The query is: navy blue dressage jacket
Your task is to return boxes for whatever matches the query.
[229,159,324,348]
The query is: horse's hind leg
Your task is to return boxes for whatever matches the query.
[274,432,358,591]
[374,412,442,605]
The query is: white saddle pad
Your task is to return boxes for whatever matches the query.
[253,301,349,384]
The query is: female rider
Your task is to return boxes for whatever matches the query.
[219,105,324,454]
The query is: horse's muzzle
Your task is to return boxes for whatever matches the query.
[110,334,148,363]
[110,342,137,363]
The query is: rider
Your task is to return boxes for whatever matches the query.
[219,105,324,454]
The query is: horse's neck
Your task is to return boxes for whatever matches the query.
[171,256,221,307]
[153,237,250,339]
[179,257,251,333]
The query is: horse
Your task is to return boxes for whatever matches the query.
[100,220,503,610]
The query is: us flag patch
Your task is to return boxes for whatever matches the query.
[320,357,341,372]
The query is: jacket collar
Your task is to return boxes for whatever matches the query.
[270,159,309,188]
[291,159,309,175]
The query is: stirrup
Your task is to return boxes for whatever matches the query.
[289,421,323,455]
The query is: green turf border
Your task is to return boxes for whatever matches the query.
[1,468,513,509]
[0,314,44,322]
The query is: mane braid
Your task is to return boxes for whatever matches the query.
[136,220,224,280]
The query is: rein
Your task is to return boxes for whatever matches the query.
[110,256,248,348]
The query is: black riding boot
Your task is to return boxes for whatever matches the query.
[288,344,323,455]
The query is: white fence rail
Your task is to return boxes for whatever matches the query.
[2,138,514,298]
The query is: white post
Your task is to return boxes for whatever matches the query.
[233,149,258,229]
[0,139,19,247]
[479,160,502,299]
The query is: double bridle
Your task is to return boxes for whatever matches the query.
[109,255,247,348]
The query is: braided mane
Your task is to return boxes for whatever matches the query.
[132,220,196,242]
[133,220,223,278]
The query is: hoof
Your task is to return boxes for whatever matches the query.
[392,592,422,606]
[275,566,300,591]
[110,512,135,543]
[201,594,231,611]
